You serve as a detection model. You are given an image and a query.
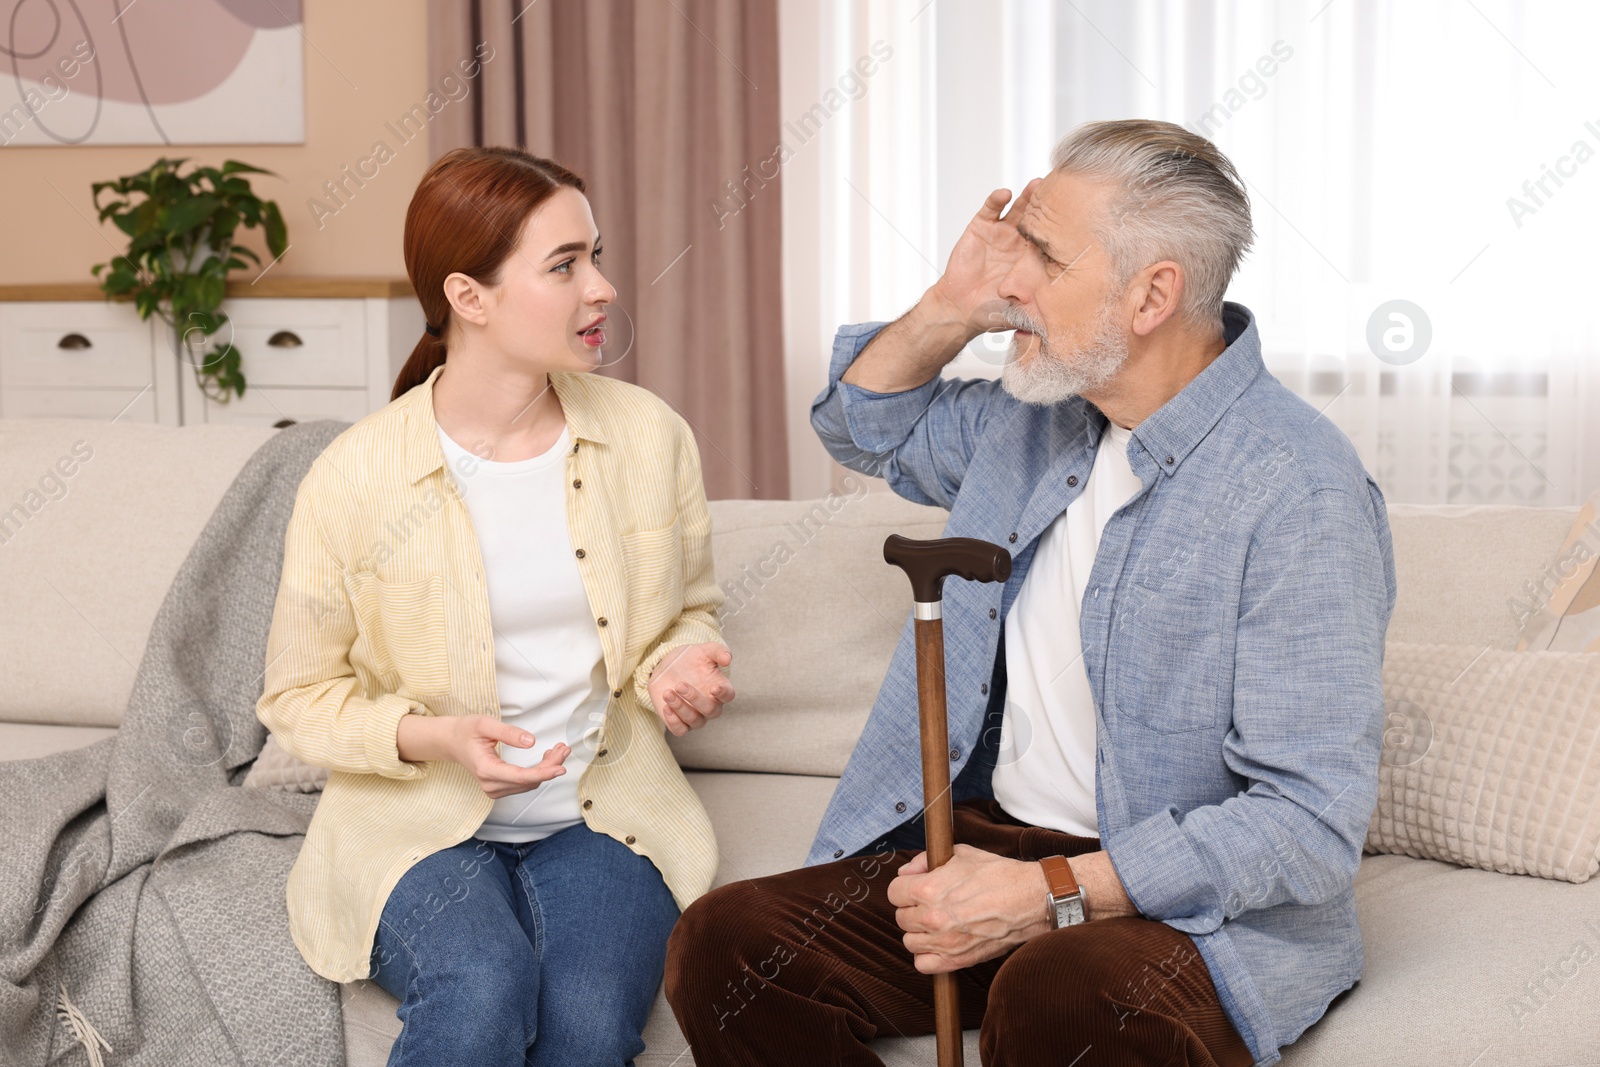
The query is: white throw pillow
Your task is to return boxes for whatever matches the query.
[1367,641,1600,883]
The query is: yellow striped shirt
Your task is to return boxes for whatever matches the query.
[255,360,723,982]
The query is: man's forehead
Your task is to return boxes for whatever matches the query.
[1019,171,1110,259]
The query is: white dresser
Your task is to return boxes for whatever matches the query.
[0,279,425,427]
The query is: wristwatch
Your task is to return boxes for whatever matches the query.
[1040,854,1088,928]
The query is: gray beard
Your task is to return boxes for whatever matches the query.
[999,301,1129,405]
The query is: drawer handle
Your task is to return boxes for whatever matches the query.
[267,330,304,348]
[57,332,92,350]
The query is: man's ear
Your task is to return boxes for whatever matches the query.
[1129,261,1184,337]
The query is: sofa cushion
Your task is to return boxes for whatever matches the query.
[1277,852,1600,1064]
[0,419,277,727]
[0,721,116,760]
[1385,502,1577,649]
[1367,642,1600,883]
[666,485,948,777]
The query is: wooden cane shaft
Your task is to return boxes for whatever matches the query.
[913,618,956,867]
[913,617,963,1067]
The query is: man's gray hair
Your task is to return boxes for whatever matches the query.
[1049,119,1254,327]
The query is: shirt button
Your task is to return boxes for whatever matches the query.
[1008,532,1017,543]
[612,689,622,698]
[572,478,583,489]
[949,747,961,762]
[597,617,608,627]
[1067,475,1078,487]
[833,849,844,859]
[981,683,989,695]
[582,799,593,809]
[1165,455,1175,465]
[571,442,580,454]
[894,801,907,813]
[625,835,636,845]
[575,548,586,559]
[597,748,608,757]
[989,608,997,620]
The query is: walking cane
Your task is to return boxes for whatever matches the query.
[882,534,1012,1067]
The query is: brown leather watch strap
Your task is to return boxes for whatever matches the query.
[1039,854,1080,900]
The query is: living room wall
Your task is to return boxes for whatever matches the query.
[0,0,432,285]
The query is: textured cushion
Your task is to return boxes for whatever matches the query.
[1368,642,1600,883]
[241,734,329,792]
[1515,488,1600,653]
[665,484,949,777]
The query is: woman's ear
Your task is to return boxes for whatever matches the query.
[442,271,491,328]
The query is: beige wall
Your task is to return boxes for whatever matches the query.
[0,1,434,285]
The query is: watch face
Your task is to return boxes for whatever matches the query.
[1053,893,1086,927]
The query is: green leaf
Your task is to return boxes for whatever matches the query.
[262,201,287,258]
[165,195,220,235]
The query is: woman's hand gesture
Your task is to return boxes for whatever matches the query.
[396,713,570,799]
[452,716,571,799]
[647,642,735,736]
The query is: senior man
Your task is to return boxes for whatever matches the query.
[665,119,1394,1067]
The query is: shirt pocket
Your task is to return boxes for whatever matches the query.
[343,571,452,698]
[620,516,685,658]
[1110,585,1229,733]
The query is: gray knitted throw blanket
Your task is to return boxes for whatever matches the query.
[0,420,353,1067]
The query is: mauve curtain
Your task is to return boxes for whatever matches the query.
[425,0,789,501]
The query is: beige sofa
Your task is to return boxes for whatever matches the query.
[3,415,1597,1067]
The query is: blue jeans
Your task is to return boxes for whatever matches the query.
[367,822,680,1066]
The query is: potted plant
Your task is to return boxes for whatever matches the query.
[89,157,288,404]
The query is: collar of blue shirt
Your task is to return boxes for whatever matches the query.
[1112,301,1264,478]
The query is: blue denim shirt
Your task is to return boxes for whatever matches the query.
[806,303,1395,1066]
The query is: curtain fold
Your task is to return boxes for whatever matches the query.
[426,0,788,500]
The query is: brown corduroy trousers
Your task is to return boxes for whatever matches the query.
[664,797,1257,1067]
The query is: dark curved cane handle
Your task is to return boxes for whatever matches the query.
[883,534,1012,603]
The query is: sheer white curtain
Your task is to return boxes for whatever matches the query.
[782,0,1600,505]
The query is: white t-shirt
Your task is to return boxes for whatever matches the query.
[435,420,608,843]
[991,420,1142,838]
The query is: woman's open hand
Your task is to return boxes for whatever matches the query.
[453,716,570,799]
[647,642,735,736]
[398,713,569,799]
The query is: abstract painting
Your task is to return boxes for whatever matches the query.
[0,0,304,146]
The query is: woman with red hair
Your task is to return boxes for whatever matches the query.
[257,146,734,1066]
